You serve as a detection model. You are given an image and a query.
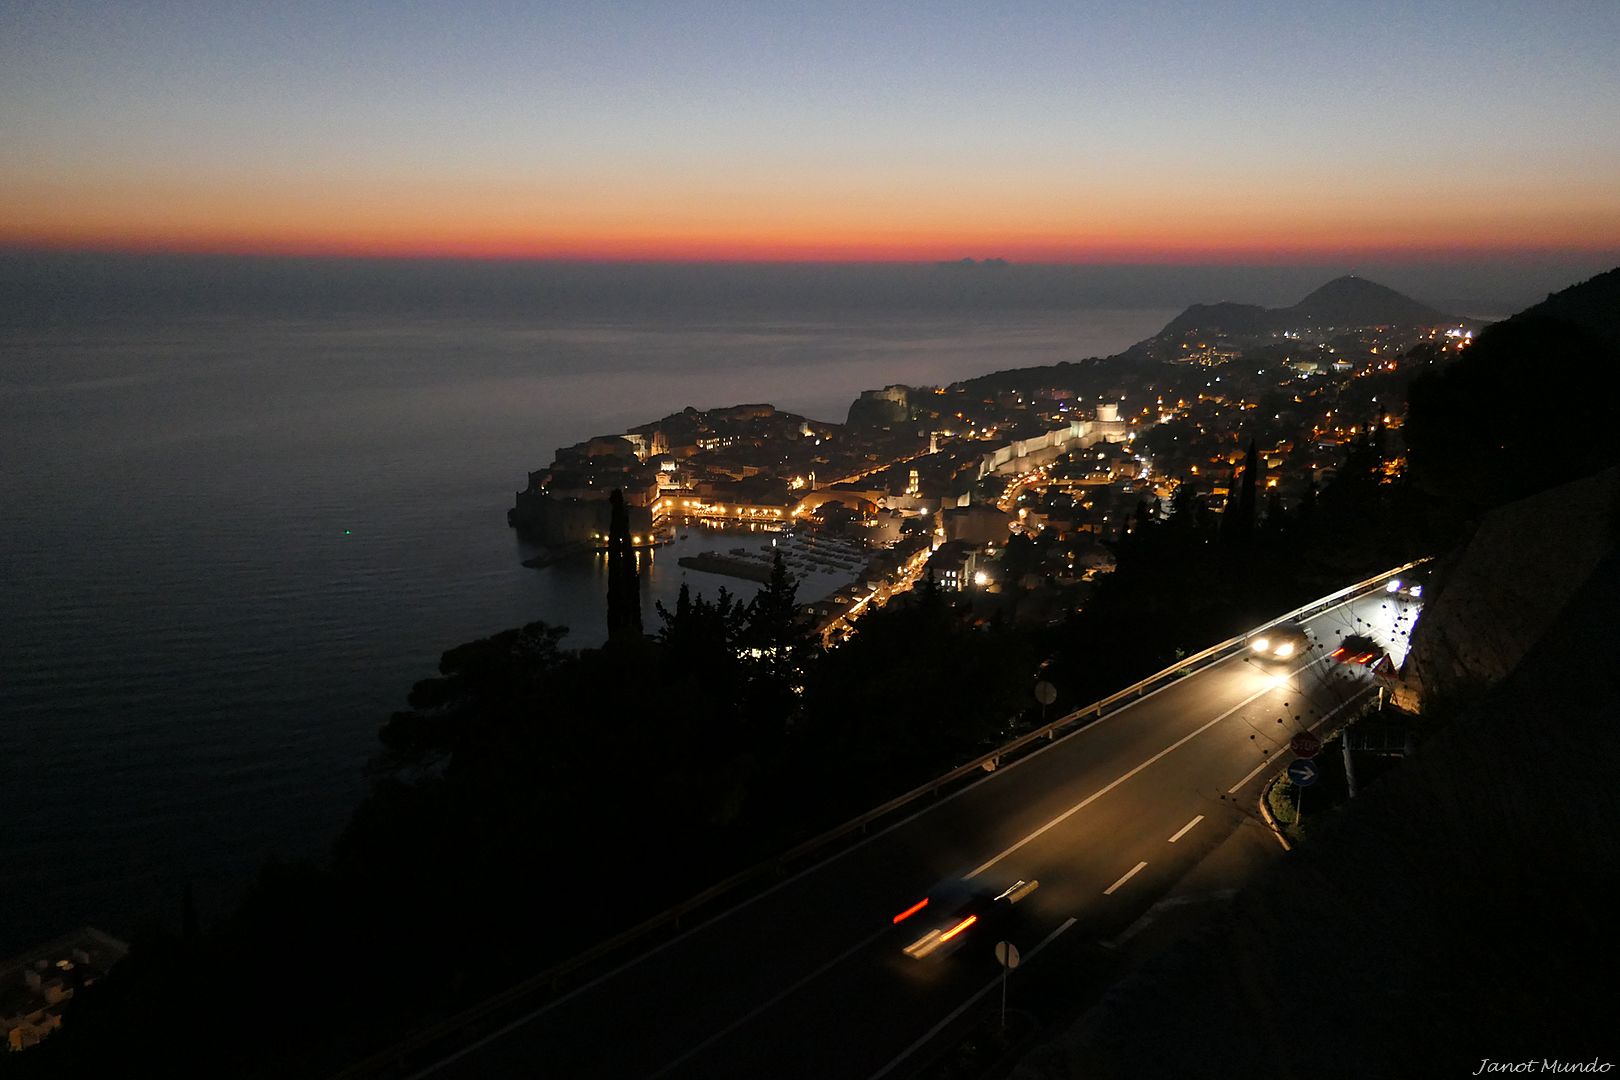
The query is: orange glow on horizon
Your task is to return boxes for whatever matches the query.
[8,226,1618,265]
[6,174,1618,265]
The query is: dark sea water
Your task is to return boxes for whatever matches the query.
[0,253,1599,954]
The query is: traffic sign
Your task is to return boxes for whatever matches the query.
[1289,732,1321,759]
[1034,681,1056,706]
[1286,759,1320,787]
[995,940,1021,1030]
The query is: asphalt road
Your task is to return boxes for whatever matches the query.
[423,589,1421,1080]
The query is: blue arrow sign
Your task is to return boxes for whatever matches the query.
[1287,759,1320,787]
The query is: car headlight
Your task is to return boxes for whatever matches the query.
[1251,637,1270,653]
[1274,641,1295,658]
[1386,579,1402,593]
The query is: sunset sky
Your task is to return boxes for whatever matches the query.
[4,0,1618,262]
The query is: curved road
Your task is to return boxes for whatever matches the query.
[421,589,1421,1079]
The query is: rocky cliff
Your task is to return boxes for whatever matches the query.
[1013,475,1620,1079]
[1399,465,1620,708]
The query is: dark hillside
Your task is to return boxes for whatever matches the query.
[1504,265,1620,343]
[1405,274,1620,511]
[1015,277,1620,1080]
[1158,300,1271,337]
[1015,507,1620,1080]
[1155,275,1453,339]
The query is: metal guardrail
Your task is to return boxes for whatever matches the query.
[336,555,1430,1079]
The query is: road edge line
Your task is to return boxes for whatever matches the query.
[867,916,1078,1080]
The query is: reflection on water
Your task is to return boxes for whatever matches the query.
[0,289,1175,954]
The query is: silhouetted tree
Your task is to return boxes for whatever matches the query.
[1231,438,1260,546]
[1264,492,1288,535]
[798,579,1033,800]
[741,551,816,724]
[606,488,643,644]
[1133,498,1152,536]
[656,581,747,699]
[1169,479,1201,531]
[379,620,569,755]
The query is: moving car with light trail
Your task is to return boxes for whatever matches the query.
[1248,621,1311,666]
[893,879,1039,960]
[1330,633,1385,667]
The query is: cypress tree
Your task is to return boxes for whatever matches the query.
[606,488,643,643]
[1223,439,1261,548]
[1237,438,1260,537]
[1220,466,1242,542]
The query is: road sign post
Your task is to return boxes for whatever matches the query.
[1034,681,1056,727]
[1286,758,1319,826]
[995,941,1021,1029]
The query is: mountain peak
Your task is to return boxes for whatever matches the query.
[1286,275,1444,326]
[1154,274,1451,341]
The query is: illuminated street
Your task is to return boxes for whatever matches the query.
[425,588,1420,1079]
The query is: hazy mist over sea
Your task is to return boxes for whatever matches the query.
[4,250,1608,329]
[1,252,1608,954]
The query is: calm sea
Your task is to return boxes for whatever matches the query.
[0,253,1582,953]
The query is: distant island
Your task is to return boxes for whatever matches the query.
[936,256,1010,268]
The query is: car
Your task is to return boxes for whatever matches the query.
[1330,633,1385,667]
[893,879,1039,960]
[1385,577,1424,599]
[1248,621,1311,665]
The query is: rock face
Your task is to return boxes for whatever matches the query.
[1400,465,1620,709]
[846,384,914,428]
[1013,519,1620,1080]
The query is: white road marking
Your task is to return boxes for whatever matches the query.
[1168,815,1204,843]
[868,916,1078,1080]
[646,925,891,1078]
[1104,861,1149,896]
[967,663,1319,879]
[412,596,1384,1078]
[1225,685,1374,794]
[1227,755,1279,795]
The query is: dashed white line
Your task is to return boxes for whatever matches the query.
[1104,861,1149,896]
[1227,755,1279,795]
[1168,815,1204,843]
[967,667,1317,879]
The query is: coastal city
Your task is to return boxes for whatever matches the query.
[508,276,1478,643]
[9,1,1620,1074]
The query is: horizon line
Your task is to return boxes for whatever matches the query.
[5,239,1620,269]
